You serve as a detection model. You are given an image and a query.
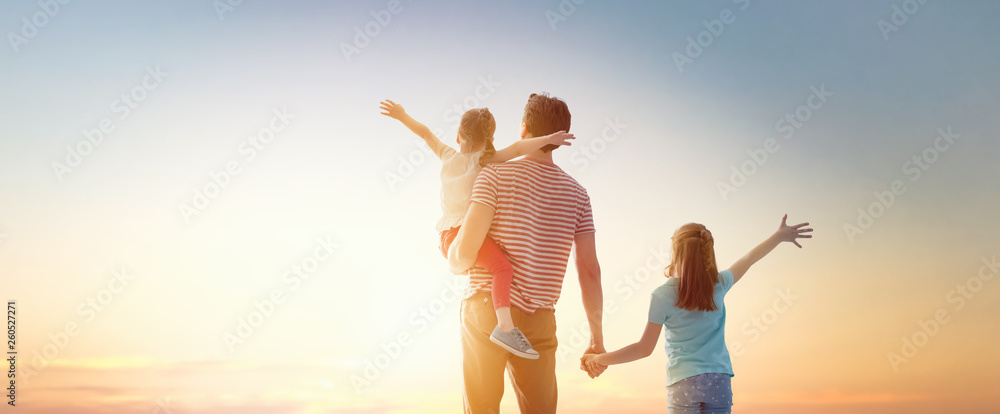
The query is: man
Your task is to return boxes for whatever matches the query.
[449,93,605,414]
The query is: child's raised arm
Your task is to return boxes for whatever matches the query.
[380,100,450,159]
[487,131,575,164]
[728,214,813,284]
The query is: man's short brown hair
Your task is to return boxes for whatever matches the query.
[522,93,571,152]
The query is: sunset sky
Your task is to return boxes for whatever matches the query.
[2,0,999,413]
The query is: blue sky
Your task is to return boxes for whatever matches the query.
[2,1,999,413]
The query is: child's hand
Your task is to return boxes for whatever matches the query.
[379,99,406,120]
[580,353,606,378]
[546,130,575,147]
[775,214,813,248]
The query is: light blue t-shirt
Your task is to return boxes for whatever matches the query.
[648,270,736,386]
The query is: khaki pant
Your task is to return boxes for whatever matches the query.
[461,292,558,414]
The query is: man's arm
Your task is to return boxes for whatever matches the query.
[575,232,604,354]
[488,131,574,164]
[447,202,496,273]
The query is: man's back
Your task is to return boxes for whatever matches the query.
[467,157,595,314]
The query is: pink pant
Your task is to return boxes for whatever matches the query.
[440,226,513,310]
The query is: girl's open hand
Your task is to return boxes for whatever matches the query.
[546,130,575,147]
[379,99,405,120]
[776,214,813,248]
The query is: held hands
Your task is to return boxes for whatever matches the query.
[580,341,607,379]
[546,130,576,147]
[776,214,813,248]
[581,353,607,378]
[379,99,406,120]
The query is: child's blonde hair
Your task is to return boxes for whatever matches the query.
[459,108,497,167]
[666,223,720,311]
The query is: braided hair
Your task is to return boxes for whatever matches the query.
[665,223,720,311]
[458,108,497,168]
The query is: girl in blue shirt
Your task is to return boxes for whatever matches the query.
[583,215,812,413]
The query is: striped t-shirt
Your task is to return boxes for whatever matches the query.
[466,157,595,314]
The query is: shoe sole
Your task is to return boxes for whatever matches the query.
[490,335,540,360]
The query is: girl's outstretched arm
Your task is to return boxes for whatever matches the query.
[487,131,575,164]
[728,214,813,284]
[583,322,661,370]
[380,100,450,159]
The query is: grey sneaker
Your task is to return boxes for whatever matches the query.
[490,326,539,359]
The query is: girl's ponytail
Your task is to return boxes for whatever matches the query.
[701,229,717,279]
[459,108,497,167]
[479,138,496,168]
[668,224,720,311]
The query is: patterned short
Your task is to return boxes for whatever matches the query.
[666,373,733,413]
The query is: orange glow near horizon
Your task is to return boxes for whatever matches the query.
[4,0,1000,413]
